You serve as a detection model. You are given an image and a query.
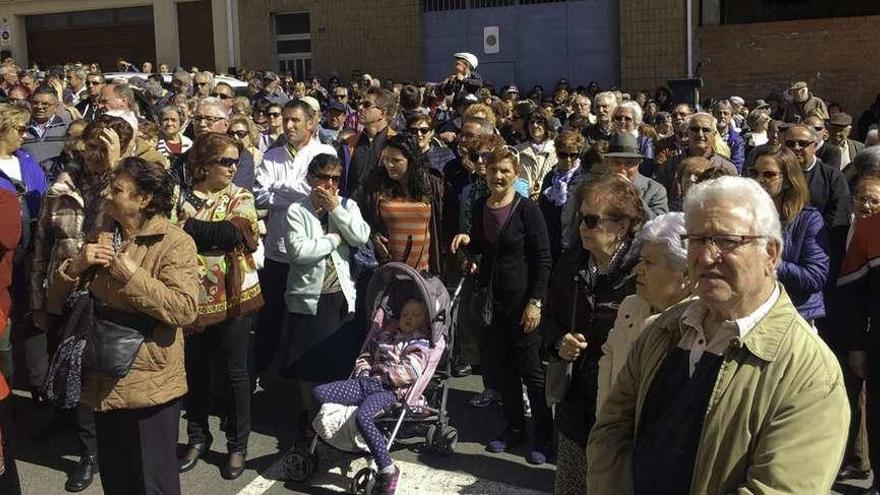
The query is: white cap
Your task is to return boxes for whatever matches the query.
[104,109,139,135]
[453,52,478,70]
[299,96,320,114]
[730,96,745,106]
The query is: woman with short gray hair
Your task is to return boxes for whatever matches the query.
[612,100,655,176]
[596,212,692,410]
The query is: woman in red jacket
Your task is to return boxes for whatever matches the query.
[0,188,23,494]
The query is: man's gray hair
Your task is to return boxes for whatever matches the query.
[712,99,733,112]
[634,212,687,271]
[688,112,718,131]
[461,116,494,136]
[197,96,229,116]
[594,91,618,108]
[785,124,819,142]
[683,176,783,257]
[172,71,192,83]
[68,66,87,81]
[616,100,643,125]
[852,146,880,176]
[109,82,138,113]
[195,70,215,90]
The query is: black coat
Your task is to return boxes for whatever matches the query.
[541,245,638,447]
[469,195,551,307]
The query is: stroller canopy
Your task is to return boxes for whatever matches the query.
[364,263,452,345]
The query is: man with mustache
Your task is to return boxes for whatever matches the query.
[588,176,849,494]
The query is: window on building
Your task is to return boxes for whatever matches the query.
[273,12,311,81]
[721,0,880,24]
[422,0,467,12]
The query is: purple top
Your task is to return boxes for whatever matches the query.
[483,201,514,244]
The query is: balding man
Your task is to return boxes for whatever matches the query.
[656,112,737,210]
[172,97,252,190]
[589,176,849,494]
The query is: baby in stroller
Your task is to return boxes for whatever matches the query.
[313,297,432,494]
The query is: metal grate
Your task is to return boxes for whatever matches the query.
[422,0,467,12]
[470,0,517,8]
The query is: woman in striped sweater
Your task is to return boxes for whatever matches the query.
[359,134,444,276]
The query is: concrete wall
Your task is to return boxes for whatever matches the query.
[422,0,618,90]
[238,0,422,82]
[699,16,880,116]
[619,0,688,92]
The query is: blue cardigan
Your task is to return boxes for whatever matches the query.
[778,206,829,320]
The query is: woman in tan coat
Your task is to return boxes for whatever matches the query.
[49,157,199,495]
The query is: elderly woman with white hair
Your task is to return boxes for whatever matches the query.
[612,100,655,177]
[596,212,692,410]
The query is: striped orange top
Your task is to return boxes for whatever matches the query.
[379,199,432,273]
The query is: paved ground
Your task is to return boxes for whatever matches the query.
[10,372,874,494]
[13,373,554,494]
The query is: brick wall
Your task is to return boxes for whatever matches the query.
[237,0,421,82]
[619,0,687,93]
[699,16,880,117]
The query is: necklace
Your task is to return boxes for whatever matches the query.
[587,239,630,277]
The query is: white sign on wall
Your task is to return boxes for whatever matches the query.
[483,26,499,55]
[0,17,10,47]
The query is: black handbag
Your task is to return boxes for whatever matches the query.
[87,301,158,379]
[474,195,521,328]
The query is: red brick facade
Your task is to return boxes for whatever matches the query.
[700,16,880,117]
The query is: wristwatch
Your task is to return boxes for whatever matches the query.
[528,298,543,309]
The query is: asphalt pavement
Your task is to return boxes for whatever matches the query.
[10,372,874,494]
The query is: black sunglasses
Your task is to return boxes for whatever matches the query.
[312,172,341,183]
[408,127,431,135]
[211,93,232,100]
[228,130,249,139]
[213,157,239,168]
[581,214,620,229]
[557,151,579,160]
[464,149,493,163]
[784,139,814,149]
[689,126,714,134]
[357,100,375,109]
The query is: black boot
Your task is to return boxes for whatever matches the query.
[178,441,211,473]
[65,454,97,493]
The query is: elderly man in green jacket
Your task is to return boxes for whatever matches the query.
[588,176,849,494]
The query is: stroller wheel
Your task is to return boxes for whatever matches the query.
[351,467,377,494]
[282,446,315,483]
[434,426,459,456]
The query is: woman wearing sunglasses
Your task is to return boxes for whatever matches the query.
[542,175,643,493]
[407,114,454,173]
[539,130,586,259]
[228,115,263,169]
[747,146,828,323]
[176,133,263,480]
[450,146,552,466]
[257,103,284,153]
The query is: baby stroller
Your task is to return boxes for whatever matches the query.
[282,262,464,494]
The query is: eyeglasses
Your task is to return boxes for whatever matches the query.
[193,115,227,124]
[581,214,621,229]
[812,126,825,132]
[689,126,713,134]
[557,151,580,160]
[211,93,232,100]
[228,130,249,139]
[408,127,431,135]
[747,169,782,181]
[312,172,341,183]
[193,82,208,87]
[357,100,375,109]
[784,139,814,149]
[679,234,766,253]
[212,157,239,168]
[267,112,282,118]
[464,149,493,163]
[613,115,634,122]
[854,195,880,207]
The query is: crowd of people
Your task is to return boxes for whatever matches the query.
[1,49,880,495]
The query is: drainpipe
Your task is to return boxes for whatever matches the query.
[686,0,694,78]
[226,0,236,73]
